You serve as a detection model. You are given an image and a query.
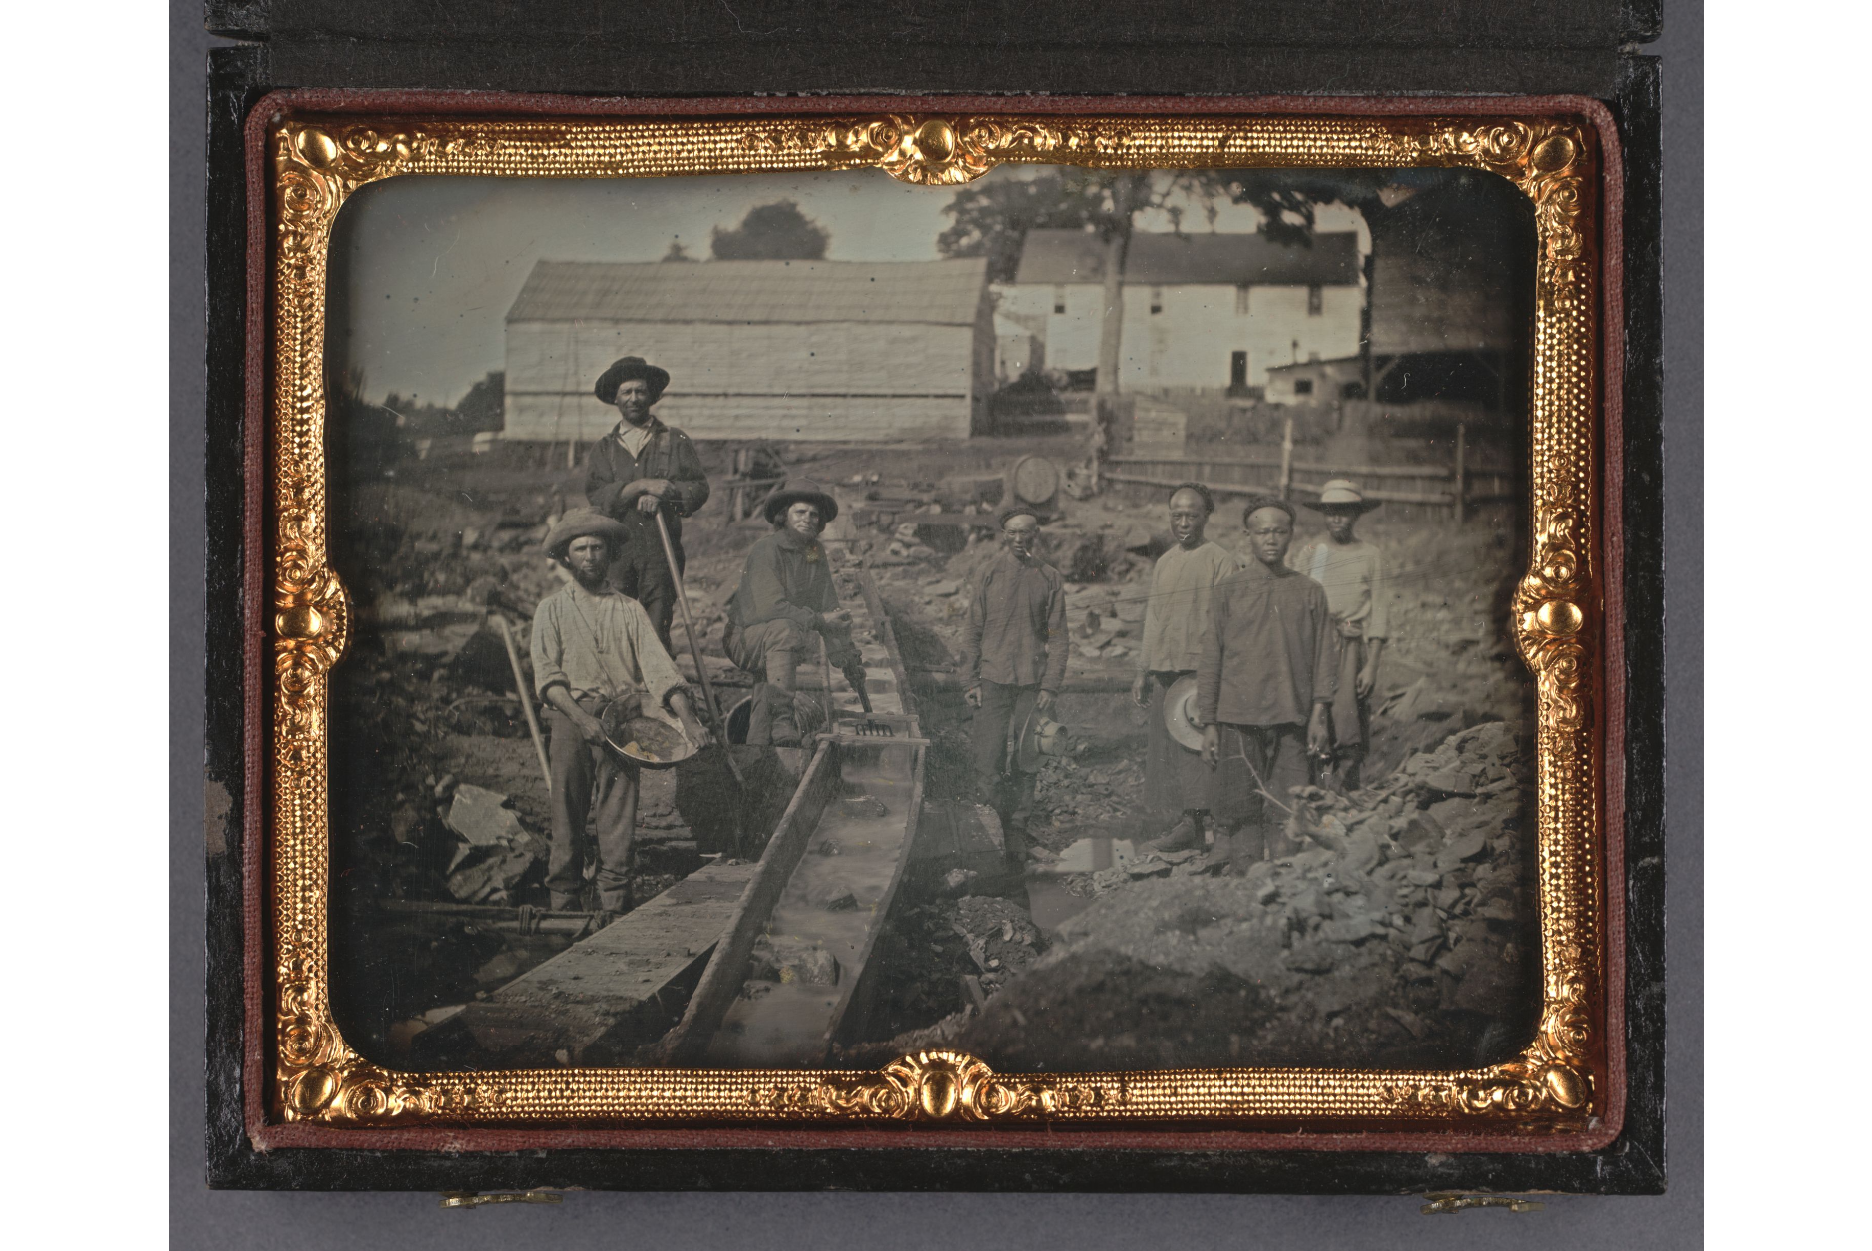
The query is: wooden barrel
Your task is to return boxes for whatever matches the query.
[1006,455,1061,511]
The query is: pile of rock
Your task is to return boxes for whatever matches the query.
[960,718,1540,1069]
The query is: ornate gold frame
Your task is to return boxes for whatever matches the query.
[263,105,1613,1139]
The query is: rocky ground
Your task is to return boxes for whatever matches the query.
[322,436,1539,1071]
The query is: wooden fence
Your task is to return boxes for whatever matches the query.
[1102,419,1516,524]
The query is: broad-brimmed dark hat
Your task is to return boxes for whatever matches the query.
[593,356,671,405]
[1300,478,1383,514]
[543,508,630,560]
[762,478,840,525]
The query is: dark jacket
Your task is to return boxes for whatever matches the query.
[960,549,1068,693]
[581,418,710,549]
[726,528,838,630]
[1196,559,1337,728]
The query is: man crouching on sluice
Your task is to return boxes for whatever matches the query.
[961,504,1067,866]
[1193,496,1337,869]
[531,510,711,913]
[1131,481,1243,853]
[723,479,862,747]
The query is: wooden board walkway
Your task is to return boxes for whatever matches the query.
[411,859,755,1067]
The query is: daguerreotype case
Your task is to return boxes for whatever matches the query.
[202,1,1665,1196]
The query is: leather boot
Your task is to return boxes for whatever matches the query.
[1150,814,1205,853]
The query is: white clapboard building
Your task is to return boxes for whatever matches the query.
[1000,229,1365,393]
[503,257,994,443]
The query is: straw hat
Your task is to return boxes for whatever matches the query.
[543,508,630,560]
[1162,673,1206,752]
[1302,478,1383,513]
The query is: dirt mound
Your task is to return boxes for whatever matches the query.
[962,720,1541,1071]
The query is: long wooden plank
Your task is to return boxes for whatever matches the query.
[818,745,926,1054]
[705,739,924,1066]
[410,859,756,1067]
[651,739,840,1062]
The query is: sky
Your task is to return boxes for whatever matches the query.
[326,169,1356,406]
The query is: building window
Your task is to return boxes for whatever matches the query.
[1293,379,1315,396]
[1150,286,1164,315]
[1307,284,1323,316]
[1234,284,1251,314]
[1053,285,1066,315]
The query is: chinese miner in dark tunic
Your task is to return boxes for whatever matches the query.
[530,510,711,913]
[1131,482,1242,852]
[723,479,861,747]
[961,504,1067,864]
[1195,496,1336,868]
[581,356,711,652]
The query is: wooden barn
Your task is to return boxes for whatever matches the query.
[502,257,994,443]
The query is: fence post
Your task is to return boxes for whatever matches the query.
[1453,421,1467,525]
[1278,417,1294,500]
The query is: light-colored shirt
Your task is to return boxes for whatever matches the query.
[530,580,687,708]
[1293,537,1389,639]
[617,422,654,459]
[1137,540,1243,674]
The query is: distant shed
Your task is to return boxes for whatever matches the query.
[503,258,994,443]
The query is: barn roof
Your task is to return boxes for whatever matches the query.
[1013,229,1361,287]
[507,258,990,325]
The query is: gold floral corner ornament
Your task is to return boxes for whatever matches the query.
[266,109,1607,1134]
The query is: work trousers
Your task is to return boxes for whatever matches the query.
[1326,631,1372,789]
[544,701,640,911]
[608,531,683,654]
[1143,670,1215,829]
[723,617,812,692]
[970,679,1040,847]
[1210,722,1312,862]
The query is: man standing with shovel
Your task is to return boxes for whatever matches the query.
[582,356,711,653]
[531,509,711,913]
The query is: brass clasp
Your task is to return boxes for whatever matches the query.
[438,1191,564,1209]
[1422,1192,1545,1215]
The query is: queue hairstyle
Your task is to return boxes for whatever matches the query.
[1240,495,1296,527]
[1168,481,1216,515]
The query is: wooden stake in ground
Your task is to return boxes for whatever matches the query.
[495,613,552,789]
[653,509,745,786]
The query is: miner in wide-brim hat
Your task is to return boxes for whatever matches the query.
[959,493,1067,866]
[722,479,858,746]
[531,507,710,913]
[1293,478,1389,790]
[579,356,709,652]
[1300,478,1384,514]
[759,479,840,526]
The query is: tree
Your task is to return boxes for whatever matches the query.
[710,199,829,260]
[941,170,1203,405]
[938,170,1102,283]
[456,370,504,432]
[662,237,696,261]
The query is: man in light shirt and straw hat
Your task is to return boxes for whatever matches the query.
[531,508,711,913]
[1293,478,1388,790]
